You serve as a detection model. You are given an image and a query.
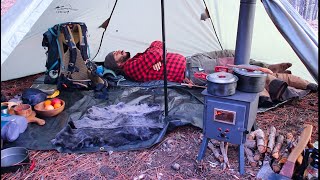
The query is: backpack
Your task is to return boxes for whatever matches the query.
[42,22,108,98]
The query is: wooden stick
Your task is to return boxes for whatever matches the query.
[272,135,284,159]
[207,142,223,163]
[220,141,230,170]
[244,146,257,167]
[267,126,277,153]
[180,83,206,89]
[224,142,230,168]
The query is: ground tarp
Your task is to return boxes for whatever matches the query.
[3,86,204,153]
[3,80,310,153]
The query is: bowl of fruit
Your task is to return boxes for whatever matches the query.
[34,98,65,117]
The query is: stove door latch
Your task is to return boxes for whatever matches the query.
[237,127,249,134]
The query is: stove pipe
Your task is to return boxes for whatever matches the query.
[234,0,257,65]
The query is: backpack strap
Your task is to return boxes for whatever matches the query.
[76,23,90,62]
[49,24,65,72]
[76,23,97,74]
[61,24,78,77]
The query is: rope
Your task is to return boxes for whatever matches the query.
[91,0,118,61]
[202,0,224,50]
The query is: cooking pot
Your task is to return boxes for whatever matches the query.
[1,147,33,174]
[206,72,238,96]
[233,65,267,93]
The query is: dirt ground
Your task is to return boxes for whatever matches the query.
[1,74,318,180]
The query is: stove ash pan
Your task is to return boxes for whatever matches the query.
[202,89,259,145]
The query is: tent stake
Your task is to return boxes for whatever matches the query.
[161,0,168,117]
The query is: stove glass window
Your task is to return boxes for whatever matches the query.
[213,108,236,125]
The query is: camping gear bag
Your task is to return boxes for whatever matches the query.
[42,22,107,90]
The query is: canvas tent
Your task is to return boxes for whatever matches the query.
[1,0,318,83]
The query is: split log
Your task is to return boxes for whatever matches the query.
[272,135,284,159]
[244,146,257,167]
[292,136,300,148]
[248,128,262,140]
[261,135,269,153]
[273,138,289,171]
[287,133,303,165]
[272,159,282,173]
[253,150,263,161]
[207,142,223,163]
[307,139,314,149]
[255,129,266,153]
[285,132,294,143]
[278,150,289,164]
[244,139,256,149]
[285,132,295,149]
[267,126,277,153]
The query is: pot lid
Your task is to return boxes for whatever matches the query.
[233,65,267,77]
[206,72,238,84]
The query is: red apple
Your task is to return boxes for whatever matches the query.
[51,98,62,105]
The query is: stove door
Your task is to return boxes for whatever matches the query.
[204,99,246,145]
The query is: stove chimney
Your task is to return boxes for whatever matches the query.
[234,0,257,65]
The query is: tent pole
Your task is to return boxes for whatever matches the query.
[161,0,168,117]
[234,0,257,65]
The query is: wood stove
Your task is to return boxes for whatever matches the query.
[197,89,259,174]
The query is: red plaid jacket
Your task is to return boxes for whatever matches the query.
[121,41,186,82]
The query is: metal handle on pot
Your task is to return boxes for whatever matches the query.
[215,66,229,72]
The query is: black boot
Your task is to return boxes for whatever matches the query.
[306,83,318,92]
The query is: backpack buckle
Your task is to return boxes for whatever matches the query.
[49,70,59,79]
[66,71,72,77]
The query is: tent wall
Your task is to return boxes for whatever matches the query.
[206,0,316,83]
[1,0,317,83]
[1,0,218,81]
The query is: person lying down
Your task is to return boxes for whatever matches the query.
[103,40,318,107]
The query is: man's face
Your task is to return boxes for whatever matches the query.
[113,50,129,66]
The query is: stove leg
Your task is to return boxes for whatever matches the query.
[197,137,209,161]
[239,143,245,175]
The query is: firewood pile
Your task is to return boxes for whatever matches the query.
[205,125,315,174]
[243,126,314,173]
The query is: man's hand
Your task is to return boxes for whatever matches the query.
[153,62,162,71]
